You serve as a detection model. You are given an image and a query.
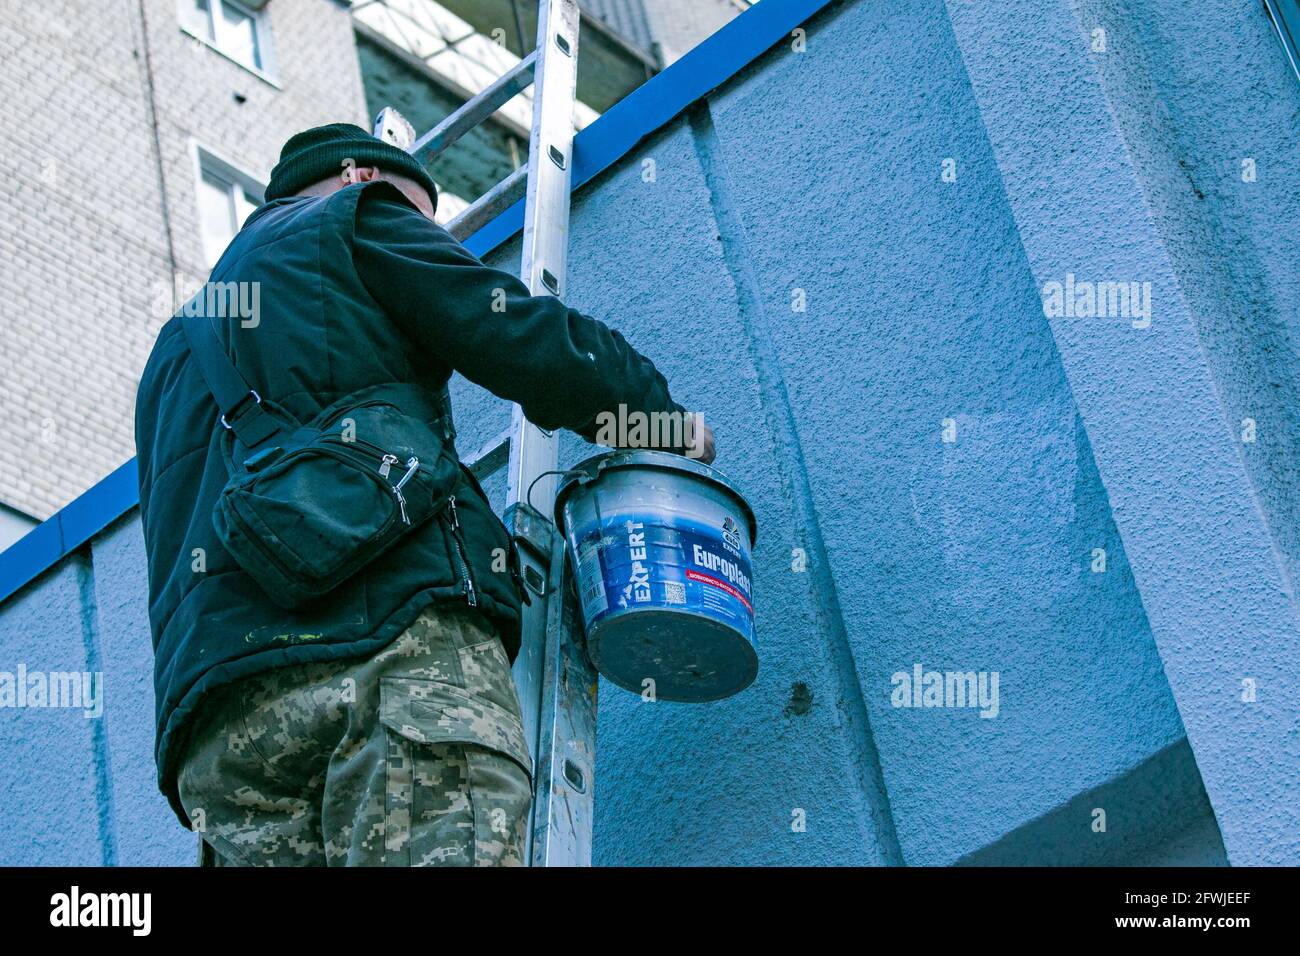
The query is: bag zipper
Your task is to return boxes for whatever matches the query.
[390,456,420,525]
[318,427,480,608]
[457,462,529,606]
[444,495,478,607]
[326,439,418,524]
[229,444,401,585]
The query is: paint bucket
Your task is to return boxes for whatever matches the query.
[554,450,758,702]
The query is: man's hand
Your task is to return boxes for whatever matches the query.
[686,419,716,465]
[604,410,714,463]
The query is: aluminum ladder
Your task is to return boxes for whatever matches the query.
[372,0,597,867]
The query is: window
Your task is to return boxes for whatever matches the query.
[0,503,36,554]
[194,149,265,267]
[179,0,274,77]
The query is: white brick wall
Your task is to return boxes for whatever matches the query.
[643,0,743,64]
[0,0,367,520]
[582,0,744,64]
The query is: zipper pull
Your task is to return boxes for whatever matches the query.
[378,454,398,479]
[392,458,419,526]
[447,494,460,530]
[394,456,419,491]
[464,574,477,607]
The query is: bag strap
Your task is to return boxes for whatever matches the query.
[181,311,287,449]
[435,382,456,443]
[182,310,457,447]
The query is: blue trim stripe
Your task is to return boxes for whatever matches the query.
[0,459,138,604]
[0,0,835,608]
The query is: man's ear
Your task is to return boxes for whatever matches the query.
[341,164,382,186]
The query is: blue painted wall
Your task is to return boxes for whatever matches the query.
[0,558,105,865]
[942,0,1299,865]
[3,0,1294,865]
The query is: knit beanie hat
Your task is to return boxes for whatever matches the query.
[264,122,438,212]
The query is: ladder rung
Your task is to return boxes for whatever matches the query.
[410,51,539,163]
[464,427,513,480]
[446,166,528,241]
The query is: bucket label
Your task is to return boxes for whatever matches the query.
[576,538,609,621]
[572,511,755,640]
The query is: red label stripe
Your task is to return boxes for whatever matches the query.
[686,570,753,613]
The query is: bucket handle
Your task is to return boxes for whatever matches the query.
[527,468,590,515]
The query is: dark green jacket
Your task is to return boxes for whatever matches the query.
[135,180,683,825]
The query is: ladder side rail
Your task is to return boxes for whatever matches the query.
[531,512,598,865]
[457,418,599,867]
[499,0,597,868]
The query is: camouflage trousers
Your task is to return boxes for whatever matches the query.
[178,604,533,866]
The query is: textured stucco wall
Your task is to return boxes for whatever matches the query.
[468,0,1236,866]
[0,515,188,866]
[691,0,1183,866]
[943,0,1299,866]
[3,0,1293,866]
[0,560,104,865]
[1075,0,1300,601]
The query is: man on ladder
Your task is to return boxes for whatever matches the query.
[136,111,711,864]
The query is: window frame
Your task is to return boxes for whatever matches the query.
[177,0,280,86]
[0,501,37,555]
[191,144,267,269]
